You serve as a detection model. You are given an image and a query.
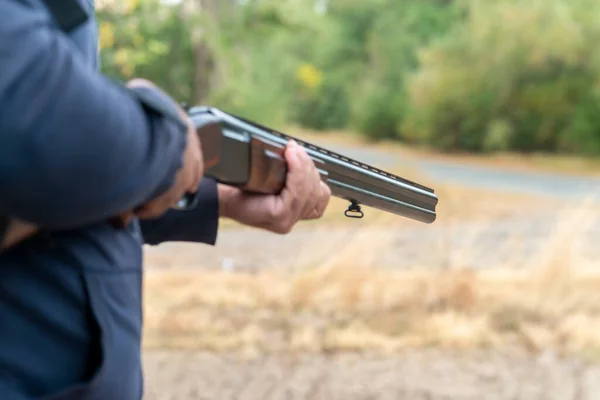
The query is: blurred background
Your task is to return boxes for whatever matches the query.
[98,0,600,398]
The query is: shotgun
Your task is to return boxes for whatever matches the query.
[177,106,438,224]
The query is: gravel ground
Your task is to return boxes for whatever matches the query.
[143,349,600,400]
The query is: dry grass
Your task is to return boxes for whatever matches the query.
[143,193,600,359]
[142,133,600,363]
[143,264,600,358]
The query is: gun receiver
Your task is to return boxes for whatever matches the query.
[181,106,438,224]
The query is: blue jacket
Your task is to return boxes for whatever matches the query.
[0,1,219,398]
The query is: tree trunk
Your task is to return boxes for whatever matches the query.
[190,0,233,104]
[193,40,214,104]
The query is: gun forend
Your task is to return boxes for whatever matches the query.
[184,106,438,224]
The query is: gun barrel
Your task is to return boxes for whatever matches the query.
[188,106,438,224]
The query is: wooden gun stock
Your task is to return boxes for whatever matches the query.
[182,111,288,196]
[179,106,438,224]
[244,137,287,194]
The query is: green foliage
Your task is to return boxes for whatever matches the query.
[341,0,462,140]
[97,0,600,155]
[291,77,351,130]
[98,0,195,103]
[403,0,600,154]
[353,85,405,141]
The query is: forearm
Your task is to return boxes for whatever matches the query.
[0,1,186,229]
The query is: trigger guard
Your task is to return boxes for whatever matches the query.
[174,191,200,211]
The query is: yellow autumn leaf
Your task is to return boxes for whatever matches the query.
[114,49,135,78]
[120,63,134,78]
[296,63,323,90]
[115,48,130,66]
[124,0,141,14]
[98,22,115,50]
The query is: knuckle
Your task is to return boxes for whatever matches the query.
[310,199,320,213]
[186,174,198,192]
[316,205,326,217]
[272,223,285,234]
[289,195,302,212]
[137,208,158,220]
[141,202,159,215]
[267,207,284,220]
[296,144,307,157]
[268,206,285,221]
[274,226,288,235]
[278,222,294,234]
[320,205,328,216]
[275,216,295,234]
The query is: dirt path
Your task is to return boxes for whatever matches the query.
[301,139,600,201]
[142,349,600,400]
[322,142,600,201]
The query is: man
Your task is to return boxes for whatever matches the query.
[0,1,331,399]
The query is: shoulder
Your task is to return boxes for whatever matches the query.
[63,0,100,68]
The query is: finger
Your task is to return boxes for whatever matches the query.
[309,157,322,205]
[190,155,202,193]
[183,153,200,194]
[304,150,320,194]
[178,139,202,197]
[321,180,332,197]
[184,158,200,194]
[136,179,187,219]
[291,145,316,200]
[135,196,175,219]
[187,124,203,193]
[280,141,307,211]
[108,212,135,228]
[318,181,332,213]
[126,78,155,89]
[135,199,169,219]
[0,219,39,251]
[298,149,321,218]
[303,181,331,220]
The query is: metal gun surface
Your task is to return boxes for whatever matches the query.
[187,106,438,224]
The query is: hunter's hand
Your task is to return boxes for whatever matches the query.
[133,114,202,219]
[218,140,331,234]
[117,79,204,223]
[0,219,39,251]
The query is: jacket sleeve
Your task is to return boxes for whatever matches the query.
[139,178,220,246]
[0,0,187,229]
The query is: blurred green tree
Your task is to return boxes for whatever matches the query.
[403,0,600,154]
[96,0,600,155]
